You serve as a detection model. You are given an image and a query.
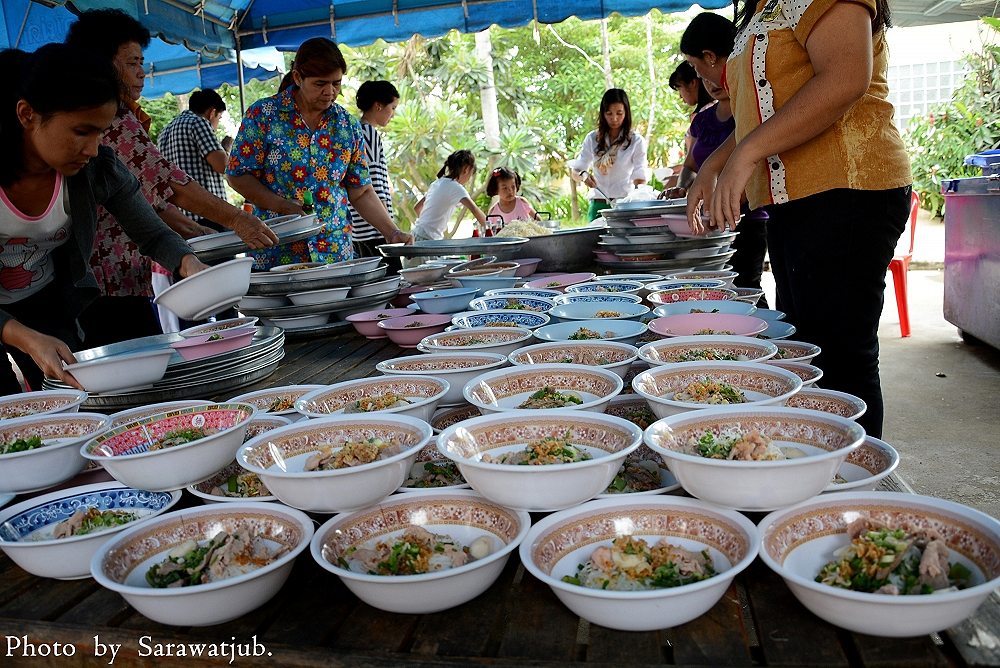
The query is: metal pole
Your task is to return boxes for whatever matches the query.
[235,33,246,115]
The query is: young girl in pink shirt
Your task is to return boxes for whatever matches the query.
[486,167,537,224]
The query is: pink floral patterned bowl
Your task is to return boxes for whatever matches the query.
[772,339,822,362]
[418,327,534,358]
[0,413,110,494]
[644,406,864,511]
[646,287,737,305]
[236,414,432,513]
[294,376,449,423]
[0,389,88,421]
[823,435,898,493]
[463,363,624,415]
[766,361,823,387]
[436,409,643,511]
[228,384,325,417]
[509,341,639,379]
[90,502,313,627]
[647,313,767,338]
[519,496,759,631]
[81,404,255,492]
[632,360,803,420]
[376,353,508,406]
[310,490,531,613]
[785,388,866,421]
[638,335,778,366]
[757,492,1000,637]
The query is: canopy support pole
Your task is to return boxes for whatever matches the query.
[235,34,247,115]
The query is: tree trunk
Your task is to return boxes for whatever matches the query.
[475,30,501,150]
[600,18,614,89]
[570,178,580,221]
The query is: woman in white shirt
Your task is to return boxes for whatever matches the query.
[411,150,488,241]
[568,88,648,220]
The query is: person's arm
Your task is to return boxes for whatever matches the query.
[568,133,596,184]
[630,134,649,187]
[166,179,278,248]
[226,174,304,217]
[158,204,215,238]
[460,197,489,225]
[346,184,413,244]
[709,2,875,227]
[686,133,737,234]
[522,198,537,220]
[414,196,426,216]
[0,320,82,389]
[205,150,228,174]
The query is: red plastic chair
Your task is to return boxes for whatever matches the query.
[888,191,920,337]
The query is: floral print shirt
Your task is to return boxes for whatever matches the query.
[90,108,191,298]
[227,87,371,269]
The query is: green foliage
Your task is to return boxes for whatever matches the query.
[903,19,1000,217]
[140,93,183,144]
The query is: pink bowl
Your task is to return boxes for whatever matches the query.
[377,314,453,348]
[346,308,414,339]
[392,285,431,308]
[512,258,543,277]
[647,287,737,304]
[170,330,253,361]
[524,272,596,292]
[656,214,695,235]
[648,313,768,337]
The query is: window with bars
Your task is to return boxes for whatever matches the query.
[887,60,968,131]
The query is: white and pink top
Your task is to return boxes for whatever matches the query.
[488,197,534,224]
[0,173,72,303]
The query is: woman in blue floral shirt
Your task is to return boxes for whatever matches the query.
[227,38,411,269]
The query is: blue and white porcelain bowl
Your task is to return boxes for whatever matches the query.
[0,481,181,579]
[646,279,727,292]
[593,273,663,284]
[760,320,797,340]
[551,293,643,307]
[533,319,648,347]
[451,310,550,330]
[564,280,644,295]
[754,308,786,322]
[548,301,650,324]
[653,300,758,318]
[484,288,562,300]
[468,295,555,313]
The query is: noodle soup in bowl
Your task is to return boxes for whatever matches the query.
[509,341,638,379]
[463,363,624,415]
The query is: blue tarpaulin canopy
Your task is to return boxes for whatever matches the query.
[0,0,283,98]
[47,1,730,51]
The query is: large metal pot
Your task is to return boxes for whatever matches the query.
[511,226,605,273]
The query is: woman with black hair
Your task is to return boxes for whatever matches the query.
[64,8,276,346]
[0,45,204,393]
[684,2,912,438]
[568,89,648,220]
[349,80,401,262]
[668,61,713,115]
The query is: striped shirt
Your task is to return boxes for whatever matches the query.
[158,110,228,216]
[349,122,393,242]
[726,0,910,209]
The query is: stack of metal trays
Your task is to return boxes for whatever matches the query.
[190,214,325,263]
[42,327,285,411]
[377,237,529,259]
[246,263,387,295]
[241,285,400,328]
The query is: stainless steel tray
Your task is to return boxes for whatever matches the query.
[281,319,356,341]
[69,326,283,369]
[607,198,686,212]
[378,237,529,258]
[597,232,737,252]
[238,287,400,318]
[245,264,388,296]
[596,250,736,272]
[194,223,326,262]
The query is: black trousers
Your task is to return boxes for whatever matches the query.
[0,282,82,395]
[77,295,162,350]
[765,186,910,438]
[729,214,769,309]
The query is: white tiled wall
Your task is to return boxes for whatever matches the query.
[887,59,968,131]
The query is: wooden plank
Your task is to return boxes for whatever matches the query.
[409,556,518,658]
[663,582,754,666]
[946,591,1000,667]
[743,560,850,666]
[258,559,356,647]
[0,578,100,621]
[326,603,419,653]
[586,623,663,663]
[56,586,133,626]
[850,633,949,667]
[0,558,39,606]
[496,564,580,661]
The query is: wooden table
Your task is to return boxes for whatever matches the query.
[2,332,998,667]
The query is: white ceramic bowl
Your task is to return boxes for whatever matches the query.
[178,317,258,338]
[785,388,867,421]
[824,435,898,492]
[547,301,650,323]
[429,403,482,434]
[509,341,638,379]
[666,270,739,289]
[0,413,110,494]
[767,361,823,386]
[632,361,803,419]
[644,406,865,510]
[237,414,432,513]
[437,409,643,511]
[0,389,87,421]
[532,319,648,347]
[268,313,330,330]
[520,496,759,631]
[81,404,256,492]
[153,257,253,320]
[376,353,508,406]
[468,295,555,313]
[186,459,279,504]
[638,335,778,366]
[773,340,822,362]
[64,348,173,393]
[484,288,561,300]
[350,275,402,298]
[757,492,1000,637]
[551,292,643,306]
[286,286,352,306]
[295,376,449,422]
[90,502,313,626]
[398,263,449,285]
[564,280,645,295]
[239,294,288,309]
[310,491,531,613]
[0,482,181,579]
[108,400,214,429]
[450,309,550,330]
[227,385,325,417]
[418,327,534,358]
[464,363,624,415]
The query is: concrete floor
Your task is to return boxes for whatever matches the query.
[762,212,1000,518]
